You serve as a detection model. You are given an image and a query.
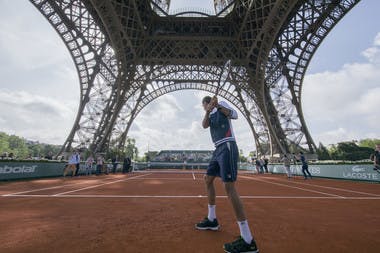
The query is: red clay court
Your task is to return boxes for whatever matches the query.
[1,170,379,253]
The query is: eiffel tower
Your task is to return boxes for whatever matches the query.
[29,0,360,156]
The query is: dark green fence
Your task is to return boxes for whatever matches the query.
[0,161,66,180]
[240,163,379,182]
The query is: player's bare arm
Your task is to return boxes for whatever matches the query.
[202,111,211,129]
[202,98,215,129]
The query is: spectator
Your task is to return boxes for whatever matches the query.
[255,158,261,174]
[298,152,312,180]
[263,157,269,173]
[259,158,265,173]
[85,155,94,175]
[123,156,131,173]
[74,151,81,176]
[96,155,104,175]
[373,144,380,172]
[64,152,78,177]
[112,157,118,174]
[282,154,292,179]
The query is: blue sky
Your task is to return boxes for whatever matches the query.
[0,0,379,155]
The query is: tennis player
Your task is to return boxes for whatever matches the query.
[195,96,259,253]
[299,151,312,179]
[63,152,79,177]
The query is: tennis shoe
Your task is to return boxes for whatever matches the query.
[195,217,219,231]
[223,236,259,253]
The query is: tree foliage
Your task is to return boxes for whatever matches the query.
[316,142,331,160]
[239,149,247,162]
[358,138,380,149]
[106,137,139,160]
[0,132,61,159]
[328,141,373,161]
[124,138,139,159]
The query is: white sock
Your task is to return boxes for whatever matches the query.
[238,220,253,244]
[208,205,216,221]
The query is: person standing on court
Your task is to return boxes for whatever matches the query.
[299,151,312,179]
[74,151,81,176]
[64,152,78,177]
[85,155,94,175]
[195,95,259,253]
[373,144,380,171]
[282,154,292,179]
[263,157,269,173]
[259,158,265,173]
[123,156,131,173]
[96,155,104,175]
[255,158,261,174]
[112,156,118,174]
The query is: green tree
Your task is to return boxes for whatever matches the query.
[124,138,138,159]
[7,135,29,158]
[329,141,373,161]
[105,137,139,161]
[0,132,63,159]
[0,132,10,153]
[28,143,43,157]
[358,138,380,149]
[239,149,247,162]
[316,142,330,160]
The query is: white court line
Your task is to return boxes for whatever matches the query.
[275,177,380,197]
[1,174,198,197]
[240,175,345,198]
[52,173,152,196]
[133,170,205,174]
[2,194,380,200]
[192,171,196,180]
[2,177,115,196]
[130,177,200,180]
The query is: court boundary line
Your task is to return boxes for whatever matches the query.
[2,173,378,199]
[240,175,345,198]
[132,170,205,174]
[52,173,152,196]
[130,177,200,180]
[1,177,117,196]
[273,176,380,197]
[2,194,380,200]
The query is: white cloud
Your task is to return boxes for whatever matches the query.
[314,128,378,146]
[0,89,77,144]
[303,31,380,145]
[0,1,79,101]
[362,32,380,64]
[373,32,380,46]
[362,48,380,65]
[0,2,70,71]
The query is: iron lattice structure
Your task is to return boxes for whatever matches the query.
[29,0,360,156]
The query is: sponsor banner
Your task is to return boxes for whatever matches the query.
[1,162,379,182]
[0,162,66,180]
[267,164,379,182]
